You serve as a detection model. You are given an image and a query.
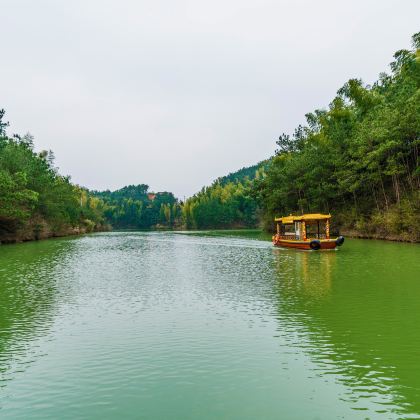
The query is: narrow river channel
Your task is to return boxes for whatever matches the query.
[0,231,419,419]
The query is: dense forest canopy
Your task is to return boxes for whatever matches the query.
[183,33,420,240]
[92,186,182,229]
[216,162,268,186]
[1,33,419,242]
[182,162,266,229]
[0,111,107,241]
[255,32,420,240]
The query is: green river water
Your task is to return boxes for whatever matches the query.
[0,231,419,419]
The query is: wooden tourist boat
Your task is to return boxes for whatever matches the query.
[272,213,344,250]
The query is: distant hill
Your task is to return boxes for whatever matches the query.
[91,184,181,229]
[182,161,268,229]
[92,184,149,201]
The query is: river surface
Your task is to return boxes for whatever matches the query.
[0,231,419,419]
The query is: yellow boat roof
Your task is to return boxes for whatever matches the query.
[274,213,331,224]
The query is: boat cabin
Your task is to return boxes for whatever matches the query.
[273,213,344,250]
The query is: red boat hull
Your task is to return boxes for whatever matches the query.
[273,238,338,250]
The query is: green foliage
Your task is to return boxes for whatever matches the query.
[256,33,420,240]
[93,187,182,229]
[183,163,265,229]
[0,169,38,221]
[0,112,106,239]
[0,109,9,136]
[216,161,268,186]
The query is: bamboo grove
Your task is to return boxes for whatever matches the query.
[256,32,420,240]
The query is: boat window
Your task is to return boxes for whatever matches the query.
[295,222,301,239]
[305,220,327,239]
[283,224,295,236]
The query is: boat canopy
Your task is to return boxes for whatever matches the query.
[274,213,331,224]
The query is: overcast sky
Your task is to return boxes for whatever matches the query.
[2,0,419,198]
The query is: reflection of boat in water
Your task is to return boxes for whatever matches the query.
[272,213,344,250]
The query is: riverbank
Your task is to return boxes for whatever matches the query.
[2,224,418,245]
[0,219,111,245]
[177,227,420,243]
[183,226,419,244]
[340,229,419,243]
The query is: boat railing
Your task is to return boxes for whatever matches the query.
[276,234,299,240]
[275,233,329,241]
[307,233,327,239]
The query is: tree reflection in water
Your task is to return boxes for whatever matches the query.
[0,238,77,387]
[272,244,420,417]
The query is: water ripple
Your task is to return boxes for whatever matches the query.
[0,232,419,419]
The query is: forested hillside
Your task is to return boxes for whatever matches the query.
[256,33,420,241]
[182,163,265,229]
[0,110,108,243]
[1,33,418,242]
[93,186,182,229]
[185,33,419,241]
[216,162,267,186]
